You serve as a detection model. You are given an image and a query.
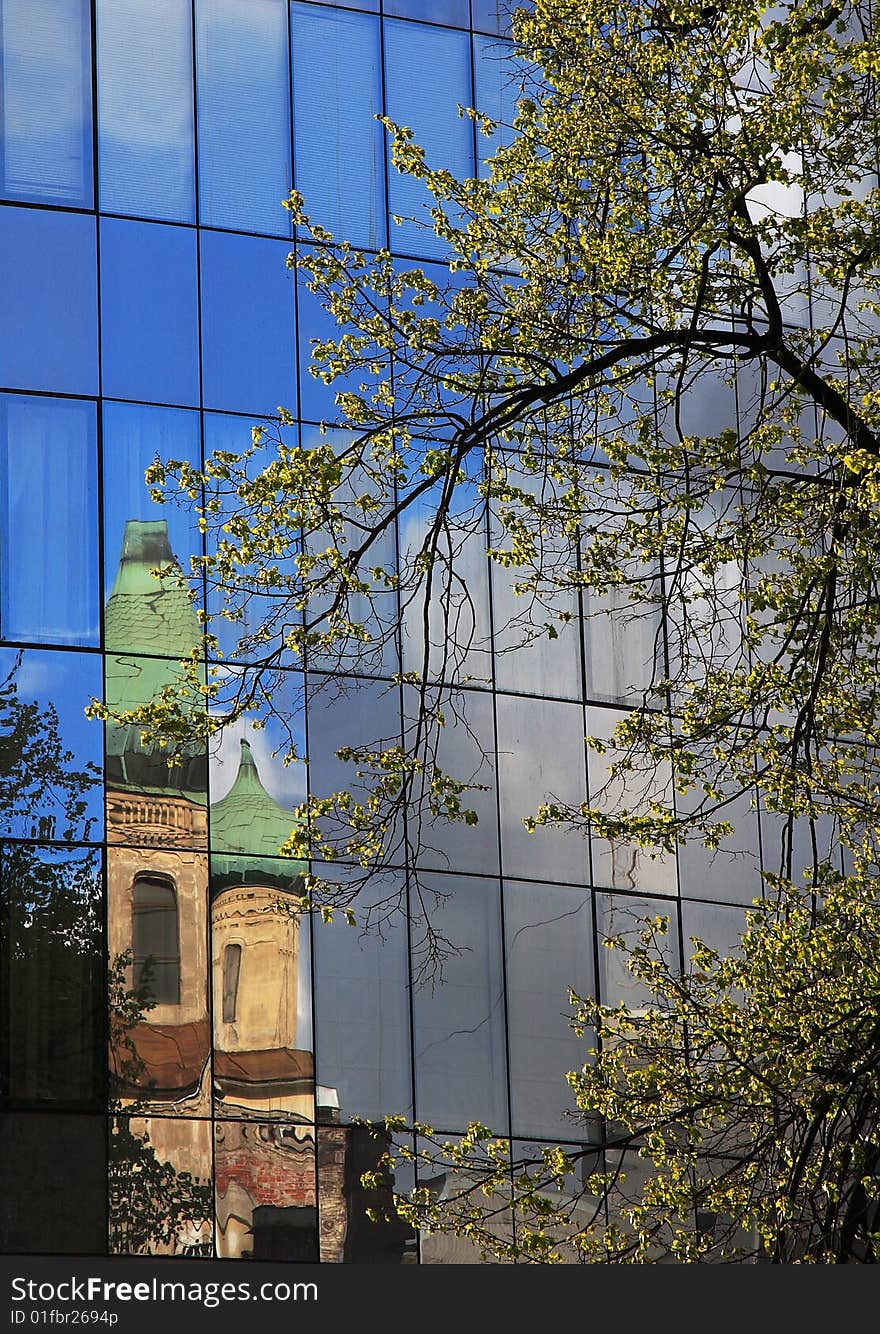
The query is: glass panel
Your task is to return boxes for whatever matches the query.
[384,20,473,259]
[411,872,508,1132]
[472,34,519,177]
[312,869,412,1123]
[109,1115,213,1256]
[403,684,499,876]
[596,892,680,1011]
[212,860,314,1126]
[496,693,589,885]
[0,205,97,394]
[504,879,592,1138]
[0,647,104,843]
[100,218,200,407]
[200,230,297,416]
[108,846,210,1116]
[290,4,385,250]
[471,0,521,36]
[0,1113,105,1253]
[101,401,202,617]
[296,249,387,423]
[680,899,749,965]
[586,704,678,896]
[384,0,470,24]
[0,393,99,647]
[0,842,103,1107]
[318,1125,416,1262]
[676,783,763,905]
[215,1120,318,1260]
[0,0,93,207]
[96,0,195,222]
[197,0,291,236]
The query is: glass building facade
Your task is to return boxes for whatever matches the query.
[0,0,763,1263]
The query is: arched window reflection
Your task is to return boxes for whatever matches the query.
[222,943,242,1024]
[132,875,180,1004]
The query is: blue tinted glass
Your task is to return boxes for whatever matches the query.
[290,4,385,250]
[385,0,469,23]
[200,230,296,416]
[197,0,291,236]
[0,394,98,648]
[473,35,519,177]
[0,0,93,207]
[297,248,386,422]
[384,21,474,259]
[471,0,523,35]
[100,218,200,407]
[0,206,97,395]
[0,647,104,842]
[102,401,202,606]
[96,0,195,222]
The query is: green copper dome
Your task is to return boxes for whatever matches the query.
[104,520,206,798]
[210,740,306,894]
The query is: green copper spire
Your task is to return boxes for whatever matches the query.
[210,740,306,894]
[105,519,200,658]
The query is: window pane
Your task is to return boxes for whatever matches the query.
[496,694,589,884]
[109,1115,213,1256]
[100,218,200,407]
[0,205,97,394]
[291,4,385,250]
[0,843,103,1107]
[0,1113,105,1253]
[312,870,412,1122]
[215,1120,318,1261]
[133,875,180,1005]
[102,401,202,616]
[384,0,469,24]
[472,34,519,177]
[0,0,93,207]
[197,0,291,235]
[200,230,296,416]
[0,647,104,843]
[384,20,474,259]
[412,872,508,1132]
[504,879,592,1138]
[0,394,98,647]
[596,892,680,1010]
[96,0,195,221]
[318,1125,415,1263]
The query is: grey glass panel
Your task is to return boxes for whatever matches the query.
[109,1115,213,1256]
[0,647,103,843]
[0,842,103,1107]
[313,870,412,1122]
[586,704,678,896]
[0,205,97,394]
[102,401,202,617]
[100,219,200,407]
[412,872,508,1132]
[319,1126,416,1263]
[384,20,473,259]
[200,230,297,416]
[680,899,749,966]
[384,0,469,24]
[0,1113,105,1253]
[96,0,195,222]
[0,394,98,647]
[197,0,291,236]
[415,1131,513,1262]
[677,783,762,905]
[306,673,404,863]
[290,4,385,250]
[596,892,680,1010]
[215,1120,317,1260]
[403,684,498,875]
[0,0,93,207]
[504,880,592,1138]
[496,693,589,884]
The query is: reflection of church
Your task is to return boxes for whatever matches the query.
[105,520,410,1263]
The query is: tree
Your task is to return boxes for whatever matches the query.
[103,0,880,1260]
